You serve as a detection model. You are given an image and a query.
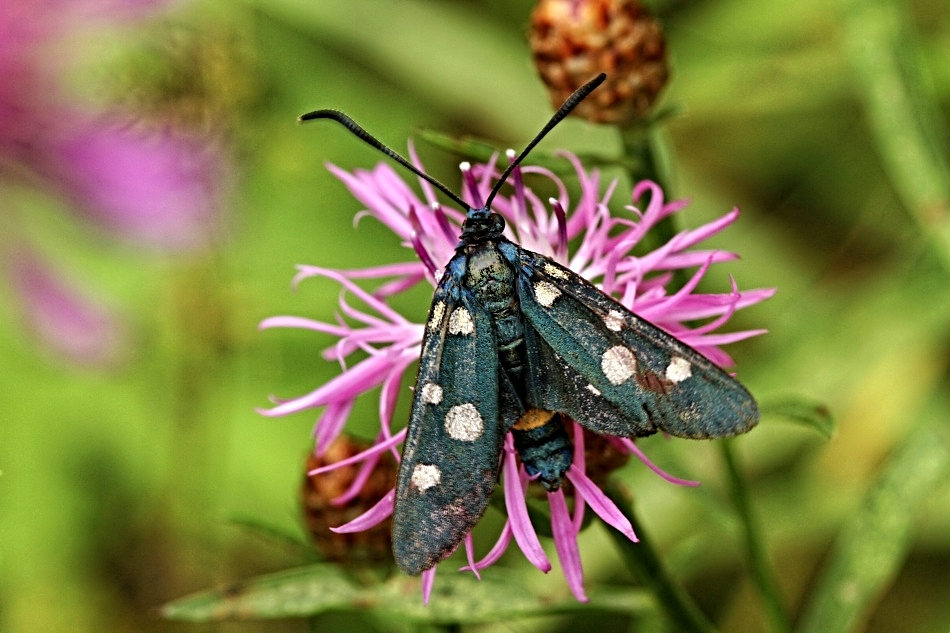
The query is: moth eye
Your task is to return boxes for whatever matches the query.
[421,382,443,405]
[448,307,475,335]
[601,345,637,385]
[444,403,484,442]
[411,463,441,491]
[603,310,624,332]
[665,356,692,383]
[428,301,446,331]
[534,281,562,307]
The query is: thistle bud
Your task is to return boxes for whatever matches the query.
[530,0,669,124]
[301,436,396,564]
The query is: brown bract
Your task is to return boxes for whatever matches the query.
[302,436,397,564]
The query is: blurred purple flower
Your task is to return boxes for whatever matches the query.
[261,151,773,601]
[52,121,224,249]
[0,0,229,363]
[7,248,125,367]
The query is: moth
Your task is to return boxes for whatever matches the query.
[300,73,758,575]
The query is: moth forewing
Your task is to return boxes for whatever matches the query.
[392,286,504,575]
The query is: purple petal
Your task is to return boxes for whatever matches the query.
[308,429,405,475]
[332,452,382,506]
[293,262,427,290]
[658,250,738,270]
[330,488,395,533]
[292,266,409,325]
[503,437,551,572]
[259,315,350,337]
[372,271,428,298]
[687,329,769,347]
[547,489,588,602]
[408,205,438,276]
[258,353,397,417]
[616,438,701,487]
[661,288,775,323]
[565,466,637,542]
[462,533,481,580]
[314,399,355,455]
[460,522,513,572]
[459,162,482,208]
[7,248,124,366]
[421,567,436,605]
[327,163,413,238]
[379,359,411,433]
[670,208,741,252]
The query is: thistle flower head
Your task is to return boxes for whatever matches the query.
[261,150,772,602]
[530,0,669,124]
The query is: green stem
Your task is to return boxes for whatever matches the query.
[620,124,677,246]
[720,441,792,633]
[840,0,950,272]
[604,482,718,633]
[620,124,691,292]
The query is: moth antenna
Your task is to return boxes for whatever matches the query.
[299,109,470,211]
[484,73,606,210]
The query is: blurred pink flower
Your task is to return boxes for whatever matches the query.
[0,0,229,363]
[52,121,224,249]
[262,151,773,601]
[7,248,125,367]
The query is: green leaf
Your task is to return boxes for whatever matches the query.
[797,412,950,633]
[761,396,836,438]
[160,563,654,623]
[839,0,950,271]
[225,514,313,554]
[374,571,654,625]
[160,564,362,621]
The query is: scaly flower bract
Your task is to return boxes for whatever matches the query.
[261,149,773,602]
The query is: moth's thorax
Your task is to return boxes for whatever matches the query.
[462,241,528,402]
[459,208,505,245]
[464,244,515,307]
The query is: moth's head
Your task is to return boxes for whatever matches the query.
[460,207,505,242]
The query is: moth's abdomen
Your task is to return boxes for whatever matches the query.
[466,243,576,490]
[512,410,573,491]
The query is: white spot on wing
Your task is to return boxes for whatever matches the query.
[586,383,602,396]
[666,356,692,383]
[448,307,474,335]
[421,382,443,405]
[604,309,625,332]
[534,281,561,307]
[543,263,569,279]
[428,301,446,331]
[411,464,441,491]
[444,403,484,441]
[601,346,637,385]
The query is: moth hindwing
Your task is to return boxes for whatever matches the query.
[392,256,506,575]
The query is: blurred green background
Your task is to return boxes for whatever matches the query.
[2,0,949,631]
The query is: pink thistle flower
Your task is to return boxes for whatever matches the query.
[261,150,773,602]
